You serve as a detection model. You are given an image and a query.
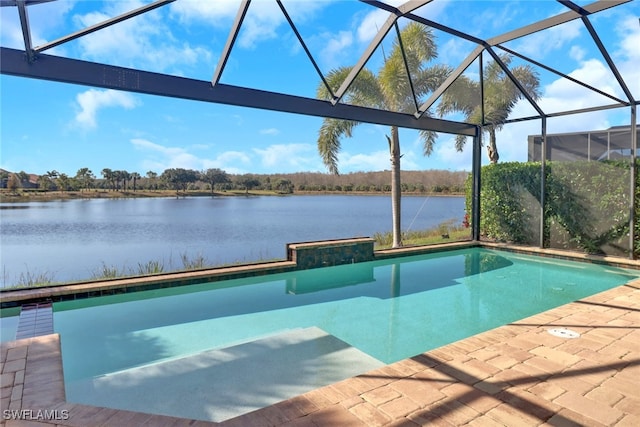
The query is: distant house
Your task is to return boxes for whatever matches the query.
[24,174,39,189]
[0,169,39,189]
[528,126,640,162]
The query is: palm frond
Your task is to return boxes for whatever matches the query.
[315,21,448,172]
[455,134,468,152]
[317,66,352,100]
[512,64,541,100]
[318,118,358,175]
[379,22,440,113]
[436,74,479,118]
[348,68,385,108]
[379,54,411,111]
[392,23,437,70]
[316,67,380,175]
[415,64,453,96]
[420,129,436,156]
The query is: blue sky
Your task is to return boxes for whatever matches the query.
[1,0,638,178]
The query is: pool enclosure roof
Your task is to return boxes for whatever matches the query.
[1,0,638,138]
[1,0,638,255]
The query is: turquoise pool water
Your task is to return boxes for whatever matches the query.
[53,248,638,421]
[0,313,19,342]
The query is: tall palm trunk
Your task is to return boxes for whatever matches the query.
[487,128,500,164]
[389,126,402,248]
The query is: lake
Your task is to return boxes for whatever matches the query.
[0,194,465,286]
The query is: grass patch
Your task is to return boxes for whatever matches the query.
[92,262,125,280]
[374,220,471,249]
[180,252,208,270]
[15,271,56,287]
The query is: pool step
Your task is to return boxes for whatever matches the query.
[72,327,384,422]
[15,302,54,339]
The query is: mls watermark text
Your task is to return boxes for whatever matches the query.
[3,409,70,421]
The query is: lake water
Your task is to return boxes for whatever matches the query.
[0,194,465,285]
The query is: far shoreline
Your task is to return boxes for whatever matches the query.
[0,189,465,203]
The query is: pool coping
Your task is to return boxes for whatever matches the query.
[2,241,638,308]
[1,278,639,426]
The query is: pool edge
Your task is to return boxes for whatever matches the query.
[3,241,638,308]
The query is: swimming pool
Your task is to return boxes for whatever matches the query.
[54,248,638,422]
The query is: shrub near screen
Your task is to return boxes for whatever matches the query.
[465,160,639,257]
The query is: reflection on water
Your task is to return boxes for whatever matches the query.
[464,250,514,275]
[0,205,31,210]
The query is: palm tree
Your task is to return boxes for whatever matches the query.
[316,23,449,248]
[57,173,70,192]
[38,175,52,191]
[75,168,95,191]
[45,170,59,191]
[120,170,131,191]
[130,172,141,192]
[146,171,158,191]
[101,168,115,190]
[436,53,541,163]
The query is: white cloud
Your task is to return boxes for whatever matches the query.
[511,18,581,60]
[132,139,251,173]
[171,0,287,48]
[131,138,162,151]
[357,9,389,44]
[433,137,473,171]
[541,58,624,112]
[614,15,640,98]
[253,143,319,171]
[439,38,475,67]
[0,7,26,49]
[74,89,139,129]
[0,0,75,52]
[73,1,210,73]
[131,138,199,169]
[169,0,238,24]
[214,151,251,166]
[339,150,390,172]
[569,45,586,62]
[469,2,521,37]
[171,0,326,50]
[237,2,284,49]
[357,0,450,44]
[397,150,420,170]
[319,30,354,68]
[260,128,280,136]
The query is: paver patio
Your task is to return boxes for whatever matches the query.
[1,279,639,426]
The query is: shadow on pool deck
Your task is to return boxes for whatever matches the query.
[1,279,639,426]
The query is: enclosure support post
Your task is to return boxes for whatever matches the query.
[472,51,484,243]
[630,105,637,260]
[540,116,547,249]
[472,127,482,242]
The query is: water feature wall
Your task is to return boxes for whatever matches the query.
[287,237,375,269]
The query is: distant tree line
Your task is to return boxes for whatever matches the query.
[0,167,468,195]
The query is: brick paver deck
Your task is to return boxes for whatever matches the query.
[1,279,639,426]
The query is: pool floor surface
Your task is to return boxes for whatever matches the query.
[2,280,639,426]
